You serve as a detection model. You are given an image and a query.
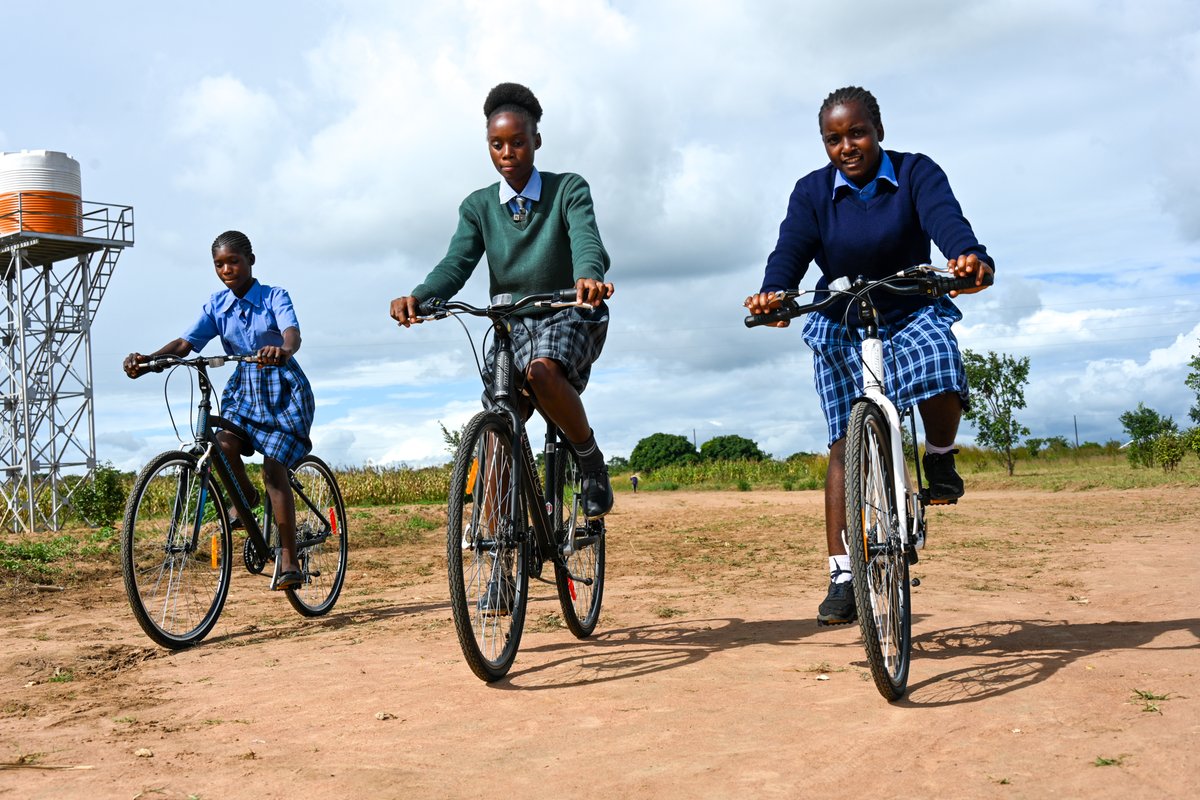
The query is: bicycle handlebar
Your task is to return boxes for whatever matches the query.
[136,353,261,375]
[416,288,589,320]
[744,265,993,328]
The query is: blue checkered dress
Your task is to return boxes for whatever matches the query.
[220,359,315,467]
[801,297,968,446]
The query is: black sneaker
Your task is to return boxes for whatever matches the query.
[581,468,613,519]
[477,571,515,616]
[923,449,965,503]
[817,580,857,626]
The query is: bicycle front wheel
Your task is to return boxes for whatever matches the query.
[554,446,605,638]
[845,401,912,700]
[285,455,349,617]
[446,412,529,682]
[120,450,232,649]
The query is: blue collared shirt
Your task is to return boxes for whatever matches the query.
[833,151,897,201]
[181,279,301,356]
[499,167,542,216]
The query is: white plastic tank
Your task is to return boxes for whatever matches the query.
[0,150,82,236]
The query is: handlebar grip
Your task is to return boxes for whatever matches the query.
[552,288,578,303]
[744,304,797,328]
[938,269,994,295]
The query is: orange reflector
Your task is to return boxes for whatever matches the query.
[211,535,219,569]
[467,459,479,493]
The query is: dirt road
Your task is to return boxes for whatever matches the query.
[2,488,1197,799]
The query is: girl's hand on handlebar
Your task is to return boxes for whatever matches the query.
[123,352,148,379]
[254,345,292,366]
[947,254,993,296]
[389,295,423,327]
[575,278,614,307]
[744,291,790,328]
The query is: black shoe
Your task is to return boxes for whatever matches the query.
[477,571,515,616]
[923,449,965,502]
[581,468,613,519]
[817,580,857,626]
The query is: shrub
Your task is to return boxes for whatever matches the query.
[1153,434,1185,472]
[73,462,128,526]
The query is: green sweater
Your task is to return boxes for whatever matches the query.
[413,171,610,314]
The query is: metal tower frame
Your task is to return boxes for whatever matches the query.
[0,193,134,531]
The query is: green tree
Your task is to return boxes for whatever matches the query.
[607,455,630,470]
[629,433,698,472]
[1153,433,1185,472]
[1119,403,1177,468]
[699,434,766,462]
[438,420,463,455]
[1186,341,1200,424]
[962,349,1031,476]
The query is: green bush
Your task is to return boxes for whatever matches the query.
[700,435,766,462]
[72,462,128,526]
[1153,434,1186,472]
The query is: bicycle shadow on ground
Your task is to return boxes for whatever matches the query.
[491,615,846,691]
[897,617,1200,708]
[199,598,453,648]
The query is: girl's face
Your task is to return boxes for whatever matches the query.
[213,245,255,296]
[820,101,884,188]
[487,111,540,193]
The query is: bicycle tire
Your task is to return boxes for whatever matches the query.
[446,411,530,681]
[284,455,349,617]
[845,401,912,700]
[554,446,605,638]
[120,450,232,649]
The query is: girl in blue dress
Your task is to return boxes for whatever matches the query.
[124,231,315,590]
[745,87,994,627]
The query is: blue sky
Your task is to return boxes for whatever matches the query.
[4,0,1198,469]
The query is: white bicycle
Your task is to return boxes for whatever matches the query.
[746,265,991,700]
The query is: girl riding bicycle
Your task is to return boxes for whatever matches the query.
[123,230,316,591]
[744,86,994,627]
[390,81,615,520]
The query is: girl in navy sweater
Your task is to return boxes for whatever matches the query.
[745,86,994,627]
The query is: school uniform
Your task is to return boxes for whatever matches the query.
[414,167,610,396]
[761,151,994,446]
[181,279,315,466]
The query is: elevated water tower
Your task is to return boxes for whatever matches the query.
[0,150,133,531]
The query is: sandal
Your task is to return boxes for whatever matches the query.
[272,569,303,591]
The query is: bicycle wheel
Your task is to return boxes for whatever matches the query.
[446,411,530,681]
[284,455,349,617]
[120,450,232,649]
[845,401,912,700]
[554,446,605,638]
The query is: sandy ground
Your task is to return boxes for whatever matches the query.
[1,487,1197,799]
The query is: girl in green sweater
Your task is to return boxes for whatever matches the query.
[390,82,615,519]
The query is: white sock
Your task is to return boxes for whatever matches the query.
[828,555,852,583]
[925,440,955,455]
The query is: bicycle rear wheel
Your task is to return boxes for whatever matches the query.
[120,450,232,649]
[284,455,349,617]
[447,412,529,682]
[845,401,912,700]
[554,446,605,638]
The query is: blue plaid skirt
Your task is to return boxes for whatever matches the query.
[802,297,968,446]
[482,303,609,405]
[220,359,315,467]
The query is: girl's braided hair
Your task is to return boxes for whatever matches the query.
[211,230,254,259]
[818,86,883,132]
[484,82,543,132]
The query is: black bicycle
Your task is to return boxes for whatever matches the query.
[417,290,606,682]
[746,265,990,700]
[120,354,348,649]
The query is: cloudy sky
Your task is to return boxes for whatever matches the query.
[4,0,1198,470]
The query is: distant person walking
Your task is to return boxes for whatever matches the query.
[630,474,639,493]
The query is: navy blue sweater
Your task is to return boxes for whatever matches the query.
[760,150,993,324]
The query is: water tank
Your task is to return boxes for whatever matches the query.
[0,150,82,236]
